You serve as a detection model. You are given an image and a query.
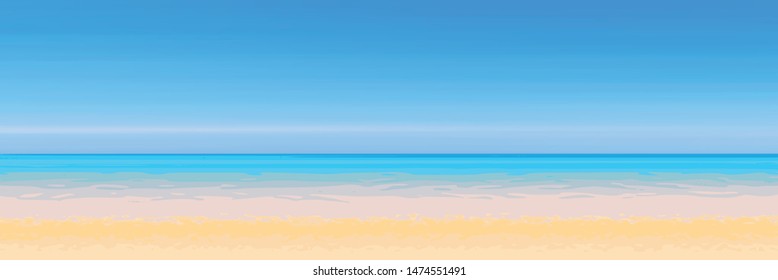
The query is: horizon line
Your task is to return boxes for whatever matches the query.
[3,153,778,156]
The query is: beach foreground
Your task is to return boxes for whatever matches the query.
[3,216,778,259]
[3,155,778,259]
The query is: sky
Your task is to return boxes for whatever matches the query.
[1,0,777,153]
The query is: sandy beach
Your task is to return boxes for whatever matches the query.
[3,216,778,259]
[2,156,778,259]
[3,194,778,259]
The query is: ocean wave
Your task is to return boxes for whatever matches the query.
[2,171,778,200]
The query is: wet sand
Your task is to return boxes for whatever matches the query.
[2,194,778,219]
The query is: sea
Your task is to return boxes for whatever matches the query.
[0,154,777,200]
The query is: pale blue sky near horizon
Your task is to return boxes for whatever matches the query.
[1,0,777,153]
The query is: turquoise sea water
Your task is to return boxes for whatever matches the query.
[1,155,778,200]
[2,154,778,174]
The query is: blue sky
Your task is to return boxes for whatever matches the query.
[1,0,777,153]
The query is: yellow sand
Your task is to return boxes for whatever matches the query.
[2,216,778,259]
